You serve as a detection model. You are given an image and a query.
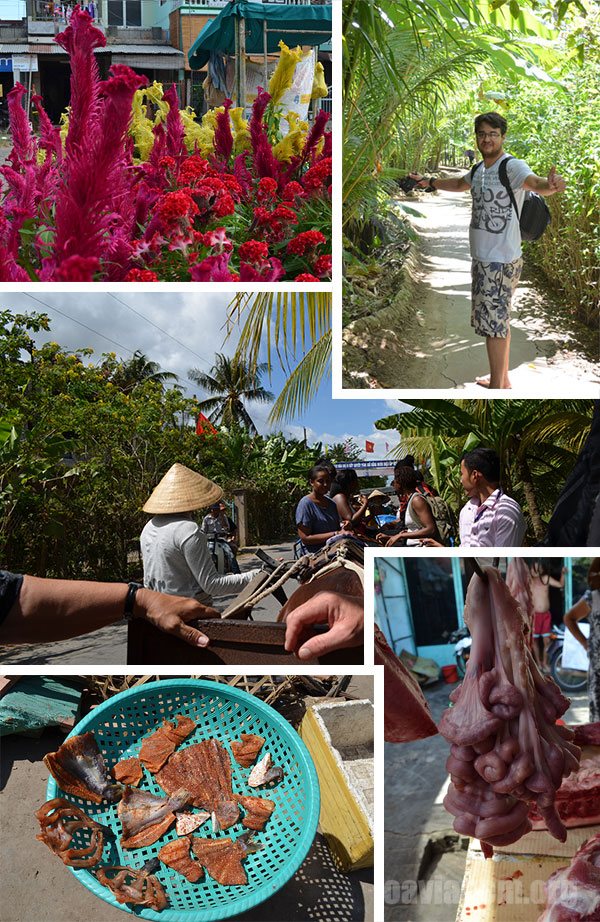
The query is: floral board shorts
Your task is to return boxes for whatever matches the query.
[471,257,523,338]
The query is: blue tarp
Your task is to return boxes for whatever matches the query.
[188,1,332,70]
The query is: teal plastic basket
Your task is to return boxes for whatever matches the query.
[44,678,320,921]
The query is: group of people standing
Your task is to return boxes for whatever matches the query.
[295,447,527,552]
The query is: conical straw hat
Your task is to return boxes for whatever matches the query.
[368,489,387,500]
[143,463,223,514]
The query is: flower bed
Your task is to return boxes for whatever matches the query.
[0,10,331,282]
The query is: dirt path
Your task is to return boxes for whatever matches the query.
[358,192,599,393]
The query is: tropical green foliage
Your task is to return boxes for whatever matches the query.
[376,398,593,541]
[343,0,599,328]
[0,310,325,577]
[228,292,331,423]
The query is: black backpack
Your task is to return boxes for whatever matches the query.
[470,156,551,242]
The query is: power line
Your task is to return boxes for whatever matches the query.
[20,291,210,394]
[107,292,216,371]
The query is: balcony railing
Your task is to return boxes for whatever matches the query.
[30,0,102,23]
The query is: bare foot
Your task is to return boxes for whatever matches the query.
[475,375,512,389]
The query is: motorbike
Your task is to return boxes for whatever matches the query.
[548,624,588,693]
[448,625,471,679]
[206,534,240,575]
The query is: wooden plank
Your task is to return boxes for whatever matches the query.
[469,824,600,859]
[457,847,565,922]
[0,676,21,697]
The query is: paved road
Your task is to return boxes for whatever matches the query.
[0,542,295,667]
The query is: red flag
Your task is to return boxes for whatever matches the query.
[365,440,375,453]
[196,412,217,436]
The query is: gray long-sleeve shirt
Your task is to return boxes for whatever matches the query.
[141,514,258,605]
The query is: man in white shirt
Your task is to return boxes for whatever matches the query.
[458,447,526,547]
[411,111,566,389]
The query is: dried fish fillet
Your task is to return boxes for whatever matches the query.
[231,734,265,768]
[118,785,190,849]
[237,794,276,831]
[44,732,122,804]
[36,797,108,868]
[248,753,284,788]
[95,861,167,912]
[191,833,264,886]
[176,811,210,836]
[112,757,143,786]
[159,835,204,882]
[156,739,239,830]
[139,714,196,773]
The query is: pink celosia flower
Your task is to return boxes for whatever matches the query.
[164,85,185,162]
[249,88,279,179]
[6,84,36,169]
[233,154,253,197]
[53,255,100,281]
[214,98,233,164]
[190,253,235,281]
[239,257,284,281]
[200,227,233,252]
[54,8,106,156]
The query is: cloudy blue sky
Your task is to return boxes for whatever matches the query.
[4,291,408,458]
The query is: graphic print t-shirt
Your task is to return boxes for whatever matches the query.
[464,154,532,263]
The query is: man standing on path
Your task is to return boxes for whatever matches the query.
[411,112,566,389]
[529,560,565,672]
[458,447,526,546]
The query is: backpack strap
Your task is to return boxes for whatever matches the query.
[469,161,484,182]
[498,155,519,218]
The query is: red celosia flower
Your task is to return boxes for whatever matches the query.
[179,155,210,184]
[294,273,320,282]
[159,156,176,173]
[238,240,269,264]
[53,255,100,281]
[287,230,327,256]
[257,177,278,202]
[253,206,272,225]
[313,254,332,278]
[158,190,198,224]
[125,268,159,281]
[302,157,332,191]
[281,181,304,203]
[220,174,243,198]
[214,98,233,164]
[272,205,298,224]
[212,193,235,217]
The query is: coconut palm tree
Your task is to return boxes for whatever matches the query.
[375,399,593,540]
[227,292,330,424]
[188,354,274,435]
[108,350,178,393]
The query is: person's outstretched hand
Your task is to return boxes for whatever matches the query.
[135,588,220,648]
[284,590,363,662]
[547,166,566,193]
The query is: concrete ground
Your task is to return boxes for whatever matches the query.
[0,542,295,667]
[0,676,373,922]
[384,680,591,922]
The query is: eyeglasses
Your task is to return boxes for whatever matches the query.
[476,131,501,139]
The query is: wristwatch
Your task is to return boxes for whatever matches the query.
[123,582,143,621]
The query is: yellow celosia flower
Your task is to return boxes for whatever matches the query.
[311,61,328,100]
[269,40,304,108]
[181,108,215,156]
[230,107,251,154]
[59,109,70,149]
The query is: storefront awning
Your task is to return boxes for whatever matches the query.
[188,0,332,70]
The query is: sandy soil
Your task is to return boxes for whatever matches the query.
[350,192,599,394]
